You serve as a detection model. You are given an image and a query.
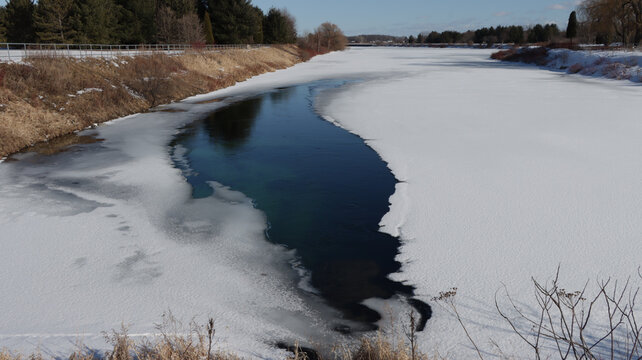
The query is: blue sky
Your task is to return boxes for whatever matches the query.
[252,0,581,36]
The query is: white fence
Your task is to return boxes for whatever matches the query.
[0,43,270,62]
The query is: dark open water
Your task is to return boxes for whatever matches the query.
[170,81,429,330]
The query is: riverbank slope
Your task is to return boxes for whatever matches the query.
[0,45,302,157]
[492,46,642,82]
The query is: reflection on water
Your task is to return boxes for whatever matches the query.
[171,81,428,330]
[204,97,262,150]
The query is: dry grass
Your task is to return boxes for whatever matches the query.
[0,46,302,157]
[0,310,437,360]
[333,333,430,360]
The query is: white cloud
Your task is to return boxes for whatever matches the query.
[549,4,567,10]
[494,11,510,17]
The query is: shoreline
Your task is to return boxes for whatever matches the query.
[0,45,304,158]
[491,46,642,83]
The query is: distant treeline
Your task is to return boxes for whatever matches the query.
[0,0,297,44]
[402,24,563,45]
[359,0,641,47]
[405,0,642,46]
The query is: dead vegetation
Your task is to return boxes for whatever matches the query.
[432,268,642,360]
[0,310,432,360]
[0,46,302,157]
[490,47,550,64]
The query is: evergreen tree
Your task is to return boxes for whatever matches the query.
[209,0,260,44]
[528,24,547,43]
[203,12,215,44]
[208,0,238,44]
[507,25,524,44]
[158,0,197,17]
[116,0,156,43]
[263,8,296,44]
[545,23,560,39]
[0,7,7,42]
[76,0,119,44]
[34,0,75,42]
[6,0,36,43]
[248,5,263,43]
[196,0,208,18]
[566,11,578,43]
[408,35,415,44]
[427,31,441,43]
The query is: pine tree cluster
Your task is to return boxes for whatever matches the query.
[0,0,297,45]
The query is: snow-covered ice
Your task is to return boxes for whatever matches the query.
[0,103,342,358]
[316,48,642,358]
[1,47,641,358]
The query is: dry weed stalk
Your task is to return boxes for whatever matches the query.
[432,288,484,360]
[496,266,642,360]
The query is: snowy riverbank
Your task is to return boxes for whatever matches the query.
[548,48,642,81]
[495,47,642,82]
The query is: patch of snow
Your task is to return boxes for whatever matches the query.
[76,88,103,95]
[123,85,143,100]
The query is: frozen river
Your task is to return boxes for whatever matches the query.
[1,48,641,358]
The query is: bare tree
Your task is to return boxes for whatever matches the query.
[156,6,177,44]
[156,7,204,44]
[579,0,642,45]
[317,22,347,51]
[176,13,205,44]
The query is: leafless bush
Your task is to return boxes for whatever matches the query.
[122,54,182,106]
[496,266,642,360]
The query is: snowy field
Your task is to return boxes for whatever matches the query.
[1,47,641,358]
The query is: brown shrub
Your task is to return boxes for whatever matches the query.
[568,63,584,73]
[491,47,549,65]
